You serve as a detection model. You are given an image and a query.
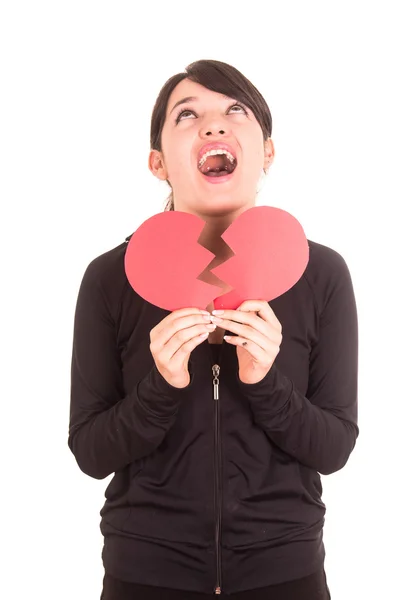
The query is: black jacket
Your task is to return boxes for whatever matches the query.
[68,236,358,595]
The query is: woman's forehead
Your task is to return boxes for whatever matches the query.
[166,79,234,117]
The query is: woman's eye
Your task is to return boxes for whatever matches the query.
[176,110,195,123]
[228,104,246,114]
[176,103,247,124]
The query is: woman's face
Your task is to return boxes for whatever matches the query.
[149,79,274,217]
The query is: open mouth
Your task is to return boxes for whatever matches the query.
[198,149,237,178]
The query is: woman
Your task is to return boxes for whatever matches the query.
[68,60,358,599]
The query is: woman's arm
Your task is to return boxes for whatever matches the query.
[237,257,359,475]
[68,259,193,480]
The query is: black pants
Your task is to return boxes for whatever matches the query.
[100,568,331,599]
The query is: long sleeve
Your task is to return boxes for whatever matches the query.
[237,252,359,475]
[68,257,193,480]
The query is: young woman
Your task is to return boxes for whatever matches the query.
[69,59,358,599]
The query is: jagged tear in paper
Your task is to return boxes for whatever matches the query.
[124,206,309,312]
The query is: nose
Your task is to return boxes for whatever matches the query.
[199,112,228,138]
[205,129,225,136]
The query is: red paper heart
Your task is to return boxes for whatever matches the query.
[124,206,309,311]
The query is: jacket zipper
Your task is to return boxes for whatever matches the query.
[212,363,222,595]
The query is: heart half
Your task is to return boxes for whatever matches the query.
[124,206,309,312]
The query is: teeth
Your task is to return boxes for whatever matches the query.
[198,149,236,169]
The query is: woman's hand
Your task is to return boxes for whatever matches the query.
[211,300,282,384]
[150,308,215,388]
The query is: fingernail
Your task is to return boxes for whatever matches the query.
[211,316,223,324]
[200,310,210,315]
[212,310,224,315]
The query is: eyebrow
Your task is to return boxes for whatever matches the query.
[170,96,198,115]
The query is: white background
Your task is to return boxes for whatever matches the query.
[1,1,395,599]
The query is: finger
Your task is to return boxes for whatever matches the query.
[223,334,268,361]
[176,331,211,357]
[224,334,279,363]
[155,322,216,363]
[211,313,280,344]
[218,319,279,354]
[155,330,211,386]
[158,329,211,375]
[154,307,210,336]
[235,300,282,331]
[154,311,212,346]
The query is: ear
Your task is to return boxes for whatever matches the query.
[148,149,168,181]
[264,138,275,171]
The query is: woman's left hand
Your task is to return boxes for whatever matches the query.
[211,300,282,384]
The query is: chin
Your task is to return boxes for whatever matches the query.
[197,197,248,216]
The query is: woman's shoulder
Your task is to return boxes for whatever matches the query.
[84,235,131,283]
[303,240,354,310]
[306,239,352,281]
[78,235,133,313]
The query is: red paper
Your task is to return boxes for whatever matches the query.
[124,211,222,311]
[212,206,309,309]
[124,206,309,312]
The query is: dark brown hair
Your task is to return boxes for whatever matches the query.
[150,59,273,211]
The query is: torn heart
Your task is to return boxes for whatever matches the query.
[211,206,309,310]
[124,206,309,312]
[124,211,220,311]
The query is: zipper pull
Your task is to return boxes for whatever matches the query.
[212,364,220,400]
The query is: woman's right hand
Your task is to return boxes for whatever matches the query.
[149,308,216,388]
